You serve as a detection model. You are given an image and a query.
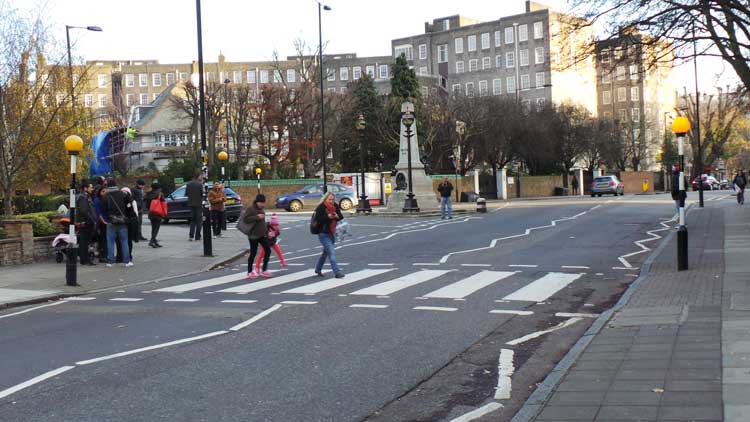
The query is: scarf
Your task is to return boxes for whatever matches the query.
[324,201,337,235]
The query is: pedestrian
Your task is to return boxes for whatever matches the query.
[102,177,133,267]
[121,187,140,260]
[132,179,147,241]
[313,191,345,278]
[186,171,204,241]
[255,213,287,272]
[93,186,108,262]
[208,181,226,238]
[571,175,579,196]
[241,194,271,279]
[733,169,746,205]
[75,180,97,266]
[145,182,166,248]
[437,176,454,220]
[670,166,687,223]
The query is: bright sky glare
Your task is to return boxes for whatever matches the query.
[27,0,741,92]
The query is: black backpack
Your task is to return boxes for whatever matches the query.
[309,212,320,235]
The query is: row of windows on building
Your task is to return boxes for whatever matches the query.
[601,107,658,126]
[599,45,640,65]
[96,63,390,90]
[452,47,546,74]
[81,92,158,108]
[601,86,658,105]
[451,71,547,97]
[395,21,546,62]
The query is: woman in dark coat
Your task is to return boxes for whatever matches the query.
[144,182,165,247]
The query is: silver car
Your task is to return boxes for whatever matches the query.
[591,175,624,197]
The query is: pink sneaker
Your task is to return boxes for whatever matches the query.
[260,270,272,278]
[247,270,259,279]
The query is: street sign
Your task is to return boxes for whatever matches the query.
[385,183,392,194]
[174,177,184,185]
[508,177,515,185]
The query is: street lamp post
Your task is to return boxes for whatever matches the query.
[64,135,83,286]
[455,120,465,203]
[318,2,331,194]
[356,113,371,213]
[692,24,704,208]
[195,0,212,257]
[673,116,690,271]
[65,25,102,106]
[401,102,419,213]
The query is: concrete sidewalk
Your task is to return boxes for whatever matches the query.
[514,199,748,421]
[0,222,249,308]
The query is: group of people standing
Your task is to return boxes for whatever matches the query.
[238,191,344,280]
[74,177,167,267]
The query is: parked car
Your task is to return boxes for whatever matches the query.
[691,175,716,191]
[591,175,624,197]
[720,179,729,190]
[275,183,357,212]
[162,185,243,223]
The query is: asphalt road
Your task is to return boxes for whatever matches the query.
[1,192,727,421]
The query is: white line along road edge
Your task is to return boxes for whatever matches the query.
[0,366,75,400]
[617,218,674,268]
[0,300,68,320]
[229,303,283,332]
[495,349,515,400]
[506,318,583,346]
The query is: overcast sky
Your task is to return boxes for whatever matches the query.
[29,0,740,92]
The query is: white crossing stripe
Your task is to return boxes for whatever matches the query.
[413,306,458,312]
[423,271,515,299]
[164,298,199,303]
[282,269,394,294]
[280,301,318,305]
[218,270,317,294]
[502,272,583,302]
[154,272,248,293]
[350,270,451,296]
[490,310,534,316]
[349,304,389,309]
[109,298,143,302]
[221,300,258,304]
[66,297,97,301]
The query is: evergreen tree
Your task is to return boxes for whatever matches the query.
[390,54,420,100]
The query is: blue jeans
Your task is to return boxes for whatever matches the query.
[189,206,202,239]
[440,196,453,219]
[107,223,130,264]
[315,233,341,275]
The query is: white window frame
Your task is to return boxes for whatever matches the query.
[126,94,135,107]
[518,24,528,42]
[379,64,388,79]
[631,86,639,101]
[468,35,477,52]
[481,33,490,49]
[616,66,626,81]
[455,61,465,74]
[535,72,545,89]
[247,70,256,84]
[233,71,242,84]
[535,47,545,64]
[366,65,376,78]
[84,94,93,107]
[492,78,502,95]
[632,108,640,123]
[98,94,107,107]
[152,73,161,87]
[505,27,514,44]
[482,57,491,70]
[437,44,448,63]
[533,21,544,39]
[125,74,134,87]
[519,49,529,66]
[327,68,335,82]
[496,55,503,68]
[452,84,462,97]
[287,69,296,83]
[618,87,627,102]
[419,44,427,60]
[602,90,612,105]
[97,74,107,88]
[353,66,362,80]
[274,69,283,84]
[619,109,628,122]
[602,73,611,84]
[630,64,639,80]
[140,93,149,105]
[479,80,488,96]
[601,50,610,64]
[506,76,516,94]
[454,38,464,54]
[179,72,188,82]
[139,73,148,87]
[536,98,546,111]
[339,67,349,81]
[505,51,515,68]
[394,45,413,60]
[520,74,530,91]
[259,70,269,83]
[494,31,502,47]
[465,82,475,97]
[166,72,175,85]
[469,59,478,72]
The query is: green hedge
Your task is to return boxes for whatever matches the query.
[2,212,59,237]
[1,195,67,215]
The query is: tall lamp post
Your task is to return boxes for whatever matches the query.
[673,116,690,271]
[356,113,371,213]
[455,120,465,203]
[401,101,419,212]
[64,135,83,286]
[692,24,704,208]
[195,0,212,257]
[65,25,102,106]
[318,2,331,193]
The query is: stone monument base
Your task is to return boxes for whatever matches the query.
[385,169,439,212]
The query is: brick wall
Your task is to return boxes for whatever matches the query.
[620,171,654,194]
[33,235,56,261]
[0,239,22,265]
[509,175,564,198]
[430,176,475,201]
[231,184,311,210]
[0,219,34,264]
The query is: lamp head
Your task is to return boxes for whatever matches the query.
[402,110,415,128]
[322,4,331,10]
[64,135,83,154]
[218,151,228,162]
[672,116,690,135]
[224,78,230,84]
[255,167,262,175]
[86,26,102,32]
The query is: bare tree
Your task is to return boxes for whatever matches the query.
[170,81,225,166]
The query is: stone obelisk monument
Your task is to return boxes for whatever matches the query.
[386,102,438,211]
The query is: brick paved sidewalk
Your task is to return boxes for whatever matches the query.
[515,200,744,422]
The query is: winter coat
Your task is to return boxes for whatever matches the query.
[314,202,343,236]
[437,182,454,198]
[242,204,268,240]
[186,179,203,208]
[208,188,226,211]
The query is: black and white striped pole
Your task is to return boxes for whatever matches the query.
[672,116,690,271]
[64,135,83,286]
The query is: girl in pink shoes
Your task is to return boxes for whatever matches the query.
[255,213,287,272]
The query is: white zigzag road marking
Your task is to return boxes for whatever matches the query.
[438,206,599,264]
[616,217,675,268]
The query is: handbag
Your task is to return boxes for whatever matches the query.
[309,212,320,235]
[149,194,168,217]
[109,197,129,225]
[237,207,256,236]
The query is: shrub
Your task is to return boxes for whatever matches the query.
[7,194,66,215]
[3,212,59,237]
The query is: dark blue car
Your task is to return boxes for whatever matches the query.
[275,183,357,212]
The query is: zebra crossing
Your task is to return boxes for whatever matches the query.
[146,267,586,305]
